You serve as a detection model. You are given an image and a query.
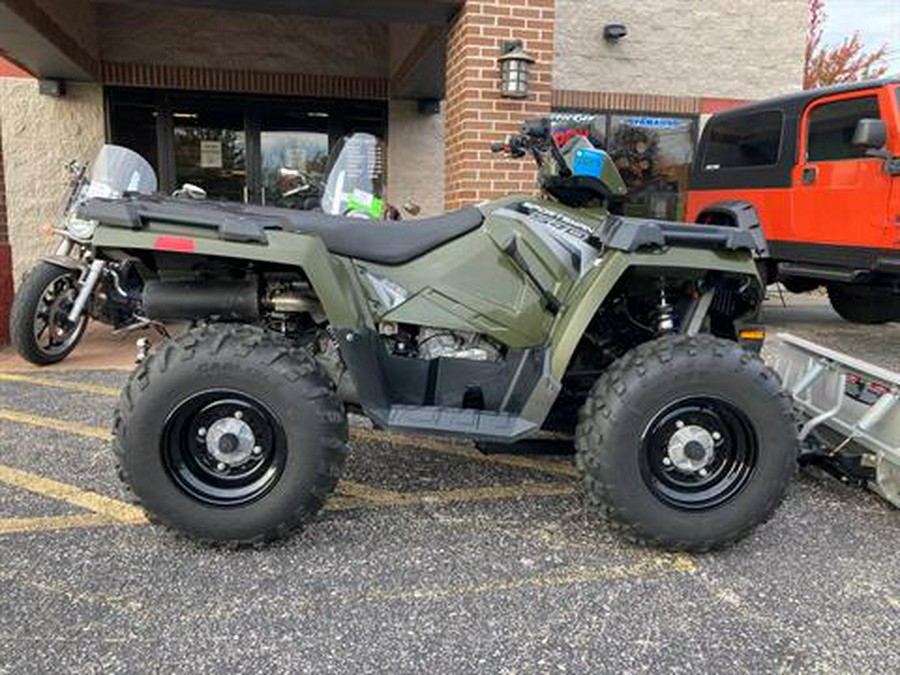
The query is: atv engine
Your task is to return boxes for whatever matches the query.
[381,325,502,362]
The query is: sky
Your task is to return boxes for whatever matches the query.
[821,0,900,73]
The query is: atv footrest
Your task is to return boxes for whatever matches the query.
[385,405,537,441]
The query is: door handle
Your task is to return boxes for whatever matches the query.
[801,166,817,185]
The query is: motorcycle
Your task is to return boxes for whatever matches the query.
[67,118,796,552]
[10,133,406,366]
[9,147,160,364]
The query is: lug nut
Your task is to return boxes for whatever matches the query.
[198,427,207,437]
[662,457,672,466]
[712,431,722,441]
[216,462,226,471]
[675,420,685,429]
[234,411,243,420]
[252,446,262,455]
[699,468,708,477]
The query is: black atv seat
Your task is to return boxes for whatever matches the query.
[80,195,485,265]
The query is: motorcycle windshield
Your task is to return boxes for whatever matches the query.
[320,133,386,217]
[85,144,158,199]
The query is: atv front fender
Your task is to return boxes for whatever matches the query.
[547,247,762,382]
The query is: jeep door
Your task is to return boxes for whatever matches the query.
[791,87,896,262]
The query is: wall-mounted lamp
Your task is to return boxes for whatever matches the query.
[498,40,535,99]
[603,24,628,41]
[38,79,66,97]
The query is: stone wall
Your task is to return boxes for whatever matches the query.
[554,0,807,100]
[97,4,388,78]
[387,100,445,216]
[0,78,105,284]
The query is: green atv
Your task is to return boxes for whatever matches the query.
[76,119,796,551]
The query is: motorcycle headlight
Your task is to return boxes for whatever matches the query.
[66,215,98,239]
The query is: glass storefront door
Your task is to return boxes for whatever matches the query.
[107,88,386,208]
[172,108,247,202]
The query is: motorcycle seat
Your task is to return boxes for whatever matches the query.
[81,195,485,266]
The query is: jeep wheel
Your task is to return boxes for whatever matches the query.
[113,324,347,545]
[827,283,899,324]
[575,335,797,551]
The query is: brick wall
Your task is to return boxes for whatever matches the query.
[444,0,555,210]
[0,129,12,344]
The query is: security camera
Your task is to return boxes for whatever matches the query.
[603,24,628,41]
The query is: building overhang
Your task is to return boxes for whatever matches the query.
[0,0,99,80]
[0,0,461,99]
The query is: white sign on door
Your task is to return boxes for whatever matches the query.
[200,140,223,168]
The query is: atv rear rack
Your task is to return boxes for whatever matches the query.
[769,333,900,507]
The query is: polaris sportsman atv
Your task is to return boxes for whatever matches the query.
[77,119,797,551]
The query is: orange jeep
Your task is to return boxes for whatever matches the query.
[687,78,899,324]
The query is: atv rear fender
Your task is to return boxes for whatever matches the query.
[91,225,369,328]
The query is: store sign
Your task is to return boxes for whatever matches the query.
[625,117,688,129]
[200,140,223,168]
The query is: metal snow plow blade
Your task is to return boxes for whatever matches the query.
[769,333,900,507]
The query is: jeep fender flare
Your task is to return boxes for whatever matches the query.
[694,200,769,258]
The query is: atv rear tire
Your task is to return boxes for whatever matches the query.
[575,335,797,552]
[113,323,347,545]
[827,283,899,324]
[10,261,88,365]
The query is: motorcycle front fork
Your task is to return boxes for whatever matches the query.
[66,258,106,324]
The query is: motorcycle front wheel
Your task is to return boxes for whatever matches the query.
[10,261,89,365]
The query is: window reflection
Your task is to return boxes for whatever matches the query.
[551,110,697,220]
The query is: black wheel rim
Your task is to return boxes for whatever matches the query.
[32,274,86,356]
[639,396,758,511]
[162,389,287,506]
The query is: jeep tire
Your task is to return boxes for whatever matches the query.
[827,283,900,324]
[113,323,347,545]
[575,335,797,552]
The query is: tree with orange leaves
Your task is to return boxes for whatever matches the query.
[804,0,889,89]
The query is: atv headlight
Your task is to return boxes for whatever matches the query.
[66,215,98,239]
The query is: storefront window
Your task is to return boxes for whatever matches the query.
[551,110,697,220]
[609,115,696,220]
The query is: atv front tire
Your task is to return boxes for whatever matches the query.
[113,323,347,545]
[827,283,899,324]
[10,261,88,365]
[575,335,797,552]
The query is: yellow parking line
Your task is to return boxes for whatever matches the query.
[0,465,147,524]
[334,553,697,605]
[0,372,120,398]
[0,409,110,441]
[0,513,118,535]
[0,403,580,479]
[351,427,580,478]
[336,480,575,507]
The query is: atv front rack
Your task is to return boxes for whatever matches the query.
[769,333,900,507]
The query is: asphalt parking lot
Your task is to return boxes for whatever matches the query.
[0,291,897,674]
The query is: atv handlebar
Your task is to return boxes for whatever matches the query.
[491,118,571,176]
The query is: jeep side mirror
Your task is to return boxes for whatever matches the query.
[852,118,886,149]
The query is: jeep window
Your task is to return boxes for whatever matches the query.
[702,110,783,170]
[806,96,880,162]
